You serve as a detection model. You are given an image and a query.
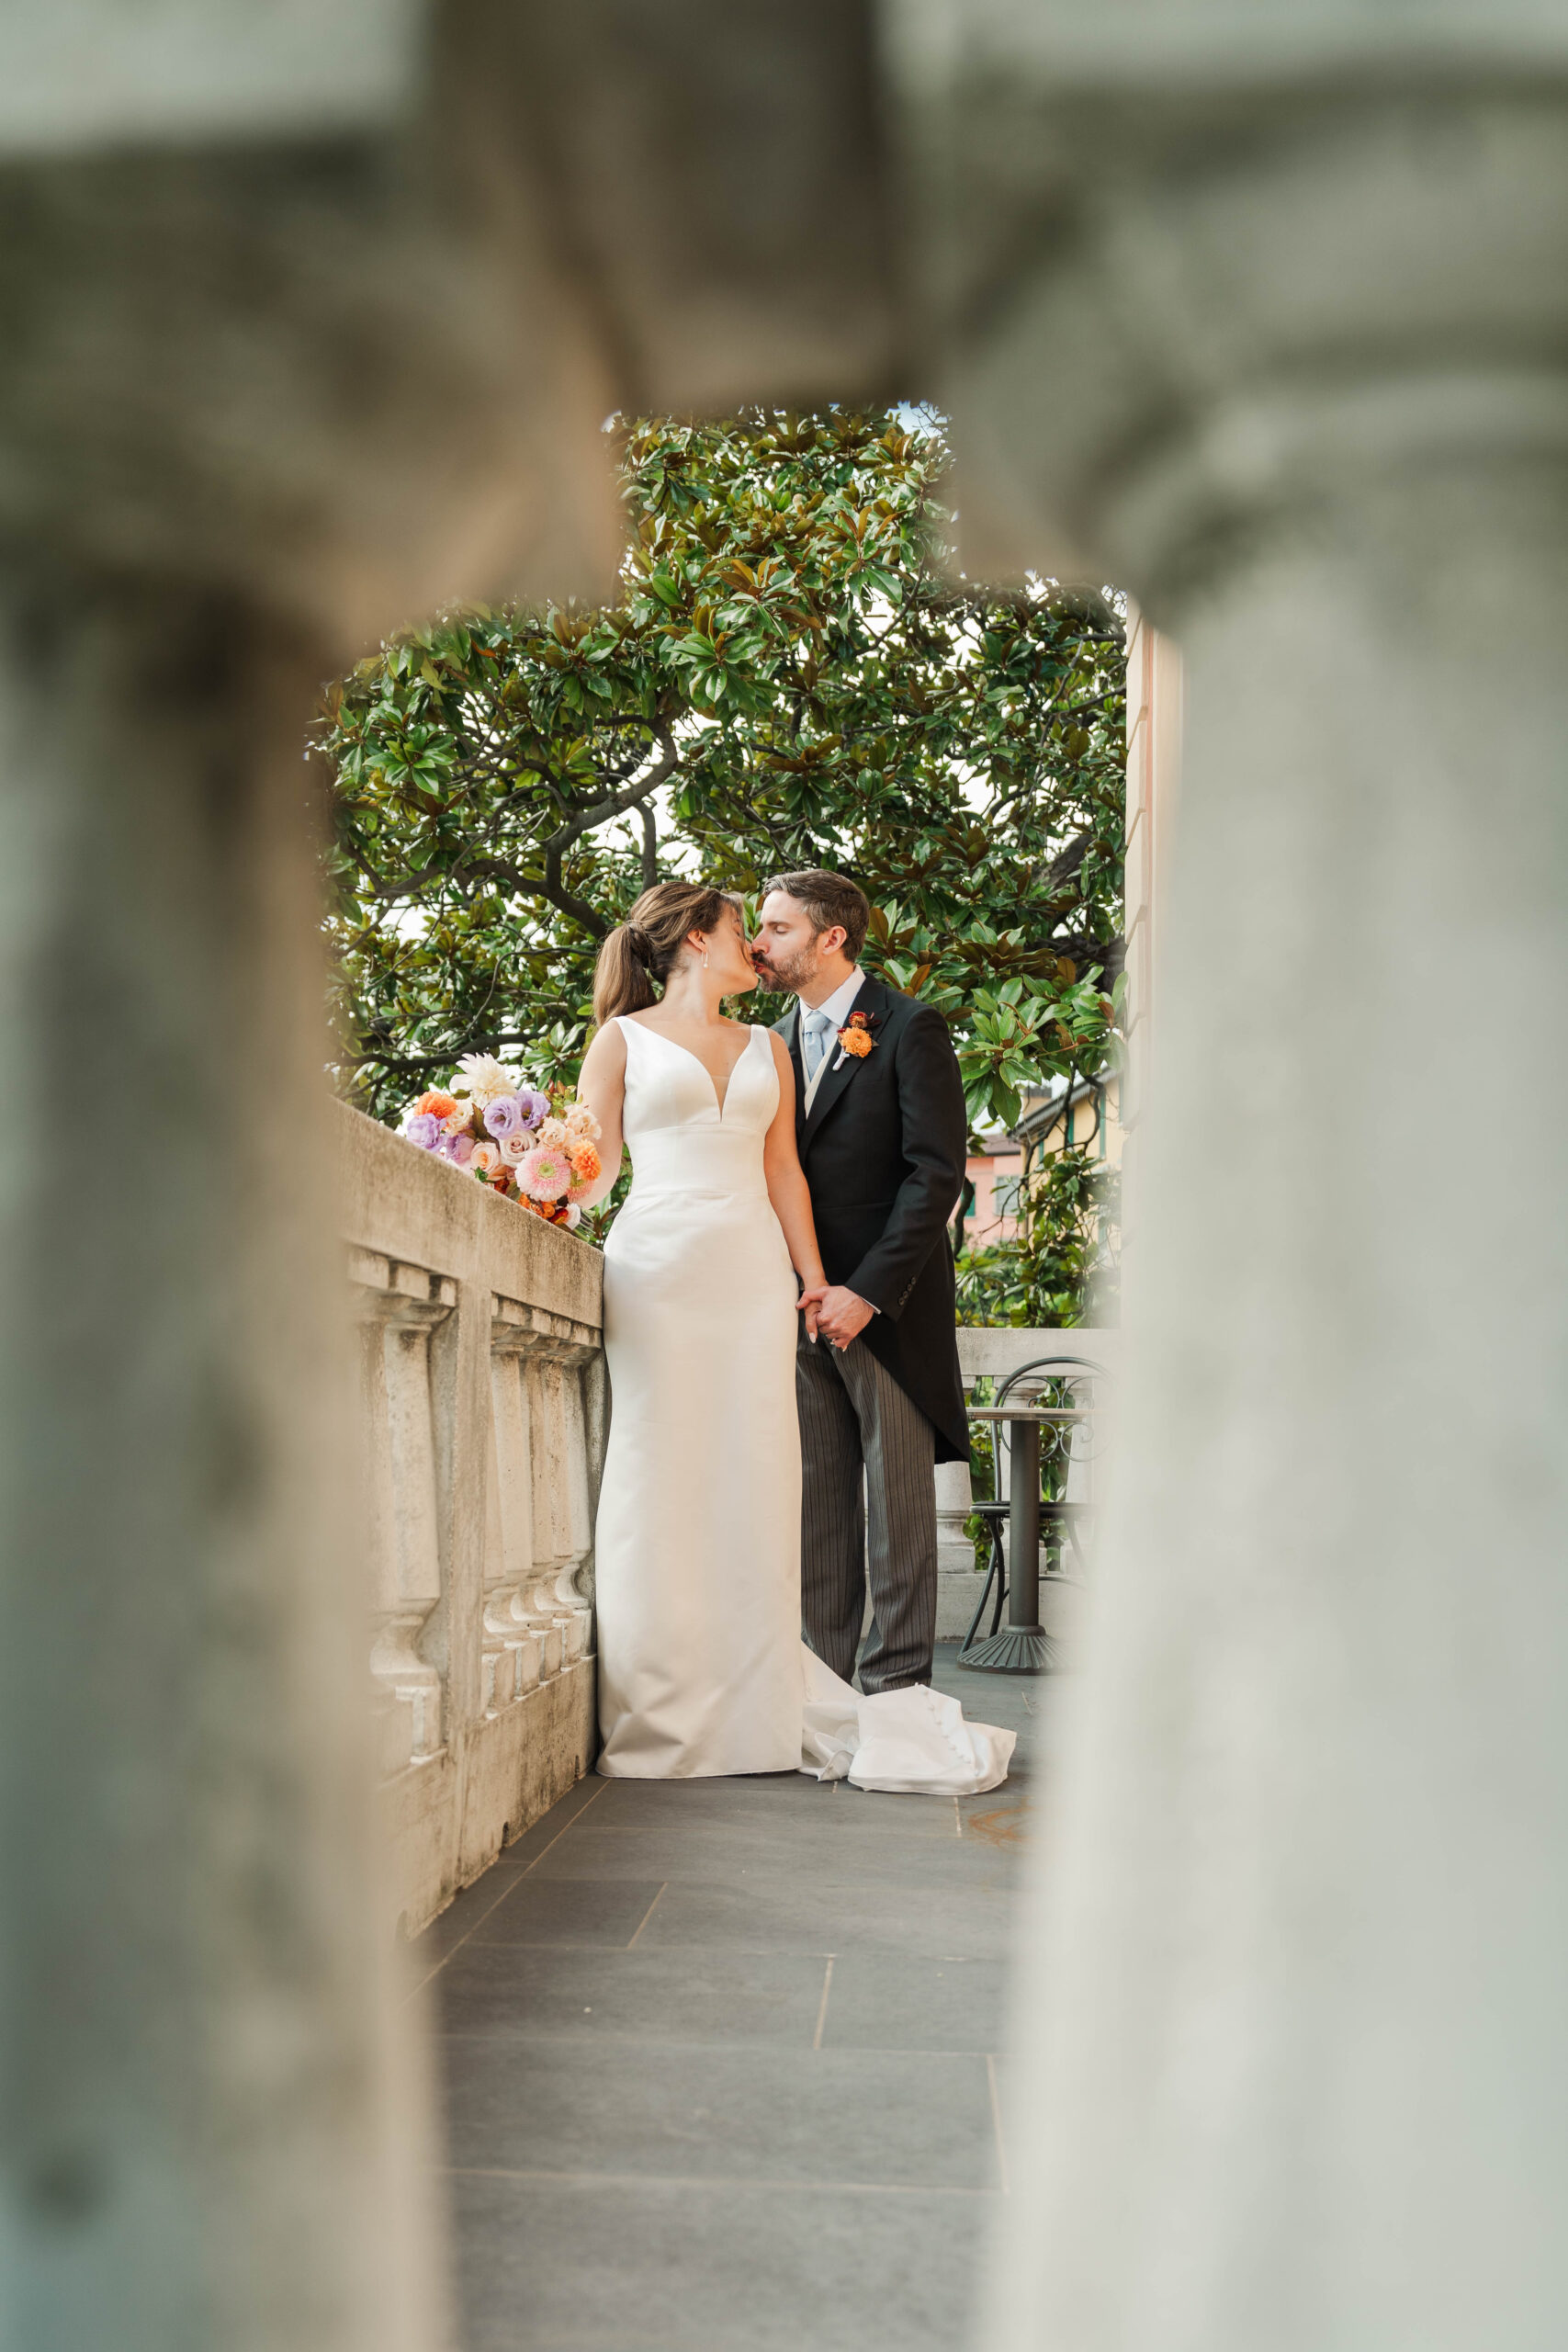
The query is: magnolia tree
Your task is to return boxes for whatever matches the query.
[316,409,1124,1316]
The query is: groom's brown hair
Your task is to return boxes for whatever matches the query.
[761,869,870,961]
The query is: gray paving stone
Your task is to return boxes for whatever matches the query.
[433,1657,1057,2348]
[468,1878,667,1948]
[591,1772,959,1836]
[440,2035,999,2189]
[406,1870,536,1966]
[407,1778,617,1962]
[438,1942,830,2045]
[448,2170,994,2352]
[532,1820,1021,1891]
[819,1950,1010,2053]
[635,1873,1011,1960]
[955,1789,1037,1846]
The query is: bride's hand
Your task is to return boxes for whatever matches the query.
[797,1281,828,1345]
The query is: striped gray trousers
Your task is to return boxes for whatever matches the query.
[795,1328,938,1691]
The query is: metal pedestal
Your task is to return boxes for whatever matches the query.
[958,1415,1053,1674]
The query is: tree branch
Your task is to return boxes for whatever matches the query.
[540,724,680,937]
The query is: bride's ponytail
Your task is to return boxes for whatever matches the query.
[592,925,659,1025]
[592,880,738,1027]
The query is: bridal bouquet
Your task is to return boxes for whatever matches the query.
[399,1054,602,1229]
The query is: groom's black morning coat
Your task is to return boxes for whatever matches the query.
[775,977,969,1464]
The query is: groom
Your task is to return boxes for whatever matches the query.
[753,871,970,1691]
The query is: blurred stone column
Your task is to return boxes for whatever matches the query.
[889,8,1568,2346]
[0,16,618,2346]
[0,567,455,2352]
[0,8,902,2344]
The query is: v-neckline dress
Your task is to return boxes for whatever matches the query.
[592,1016,1016,1795]
[595,1021,804,1775]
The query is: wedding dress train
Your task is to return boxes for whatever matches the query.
[594,1015,1013,1794]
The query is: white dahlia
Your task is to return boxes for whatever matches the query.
[456,1052,520,1108]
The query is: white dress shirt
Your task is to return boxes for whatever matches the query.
[798,968,877,1317]
[798,968,865,1111]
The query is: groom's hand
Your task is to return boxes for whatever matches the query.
[814,1285,874,1351]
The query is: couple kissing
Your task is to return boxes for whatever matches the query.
[572,870,1012,1796]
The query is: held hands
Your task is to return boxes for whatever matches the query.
[797,1283,874,1351]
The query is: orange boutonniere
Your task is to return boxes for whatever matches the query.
[832,1008,879,1069]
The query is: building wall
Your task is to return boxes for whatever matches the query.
[1121,600,1183,1251]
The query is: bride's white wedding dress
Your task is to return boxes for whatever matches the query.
[594,1014,1013,1793]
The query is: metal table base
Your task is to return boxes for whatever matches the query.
[958,1408,1053,1675]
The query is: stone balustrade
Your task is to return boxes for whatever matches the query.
[344,1103,1119,1908]
[339,1101,604,1938]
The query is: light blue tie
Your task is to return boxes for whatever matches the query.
[802,1007,834,1084]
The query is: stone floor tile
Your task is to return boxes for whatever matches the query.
[818,1950,1009,2053]
[406,1778,616,1965]
[440,2035,999,2189]
[437,1943,830,2045]
[447,2170,993,2352]
[532,1820,1021,1891]
[432,1648,1055,2347]
[466,1877,668,1948]
[955,1789,1037,1848]
[590,1772,958,1836]
[406,1868,537,1968]
[492,1770,614,1858]
[635,1873,1011,1960]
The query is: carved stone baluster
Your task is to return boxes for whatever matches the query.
[348,1253,455,1761]
[544,1337,599,1660]
[489,1301,603,1672]
[477,1397,513,1715]
[522,1343,573,1672]
[484,1299,547,1704]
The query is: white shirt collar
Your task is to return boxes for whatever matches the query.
[802,968,864,1035]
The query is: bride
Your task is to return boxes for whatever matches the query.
[574,879,1011,1794]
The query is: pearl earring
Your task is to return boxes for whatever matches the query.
[702,948,710,969]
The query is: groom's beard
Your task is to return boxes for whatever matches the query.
[754,944,818,994]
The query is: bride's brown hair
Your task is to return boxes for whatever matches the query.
[592,881,741,1026]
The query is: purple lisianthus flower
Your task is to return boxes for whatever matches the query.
[514,1089,550,1129]
[442,1131,477,1166]
[405,1112,441,1150]
[483,1093,525,1140]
